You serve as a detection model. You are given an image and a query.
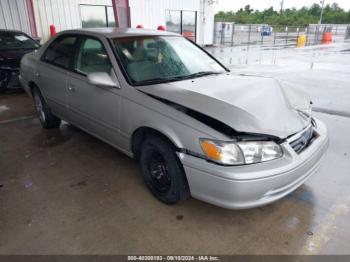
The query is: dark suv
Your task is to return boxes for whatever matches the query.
[0,30,40,91]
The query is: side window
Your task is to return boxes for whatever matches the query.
[75,38,112,75]
[43,36,78,69]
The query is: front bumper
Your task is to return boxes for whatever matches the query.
[1,67,20,88]
[0,67,19,74]
[179,118,329,209]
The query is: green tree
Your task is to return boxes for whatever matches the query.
[244,5,253,14]
[214,2,350,26]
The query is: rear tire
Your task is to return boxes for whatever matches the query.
[139,135,190,204]
[32,87,61,129]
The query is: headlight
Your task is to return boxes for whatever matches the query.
[200,139,283,165]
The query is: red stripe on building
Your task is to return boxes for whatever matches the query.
[112,0,131,28]
[26,0,38,37]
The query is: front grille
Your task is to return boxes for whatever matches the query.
[289,125,314,154]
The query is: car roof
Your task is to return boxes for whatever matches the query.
[0,29,26,34]
[62,27,180,38]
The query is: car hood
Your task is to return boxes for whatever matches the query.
[137,73,312,138]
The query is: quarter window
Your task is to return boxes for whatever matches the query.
[75,38,112,75]
[43,36,78,69]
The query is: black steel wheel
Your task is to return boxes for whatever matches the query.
[146,151,172,194]
[139,135,190,204]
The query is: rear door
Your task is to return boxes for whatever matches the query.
[36,35,79,118]
[67,36,122,146]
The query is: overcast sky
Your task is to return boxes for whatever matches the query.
[215,0,350,12]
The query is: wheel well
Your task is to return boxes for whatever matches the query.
[131,127,178,160]
[29,81,39,95]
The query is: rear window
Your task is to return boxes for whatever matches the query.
[0,32,39,50]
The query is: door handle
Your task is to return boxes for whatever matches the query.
[68,85,75,92]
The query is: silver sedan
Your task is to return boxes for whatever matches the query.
[20,28,329,209]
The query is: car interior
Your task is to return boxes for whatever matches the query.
[75,38,112,75]
[115,38,189,82]
[0,32,38,50]
[43,36,77,68]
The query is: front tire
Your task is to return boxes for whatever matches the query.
[32,87,61,129]
[139,135,190,204]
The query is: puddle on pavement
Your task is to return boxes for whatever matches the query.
[176,215,184,220]
[0,105,10,114]
[32,125,72,148]
[70,180,87,188]
[286,185,315,205]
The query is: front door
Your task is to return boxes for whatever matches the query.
[67,36,122,146]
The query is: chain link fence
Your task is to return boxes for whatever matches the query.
[213,23,350,48]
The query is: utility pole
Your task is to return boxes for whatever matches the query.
[319,0,325,24]
[280,0,284,14]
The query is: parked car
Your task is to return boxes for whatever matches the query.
[0,30,40,91]
[261,25,273,36]
[20,28,329,209]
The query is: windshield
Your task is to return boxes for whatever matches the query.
[112,36,226,85]
[0,32,39,50]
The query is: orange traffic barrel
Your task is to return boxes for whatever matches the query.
[50,25,56,37]
[322,32,332,44]
[297,34,306,47]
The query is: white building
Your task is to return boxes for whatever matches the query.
[0,0,217,45]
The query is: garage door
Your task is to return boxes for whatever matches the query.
[0,0,32,35]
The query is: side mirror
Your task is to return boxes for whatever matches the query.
[87,72,118,88]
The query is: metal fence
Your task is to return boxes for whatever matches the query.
[347,26,350,39]
[213,23,350,48]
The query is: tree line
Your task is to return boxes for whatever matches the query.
[215,3,350,26]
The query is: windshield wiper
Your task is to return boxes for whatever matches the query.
[176,71,223,80]
[134,71,224,86]
[133,77,179,86]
